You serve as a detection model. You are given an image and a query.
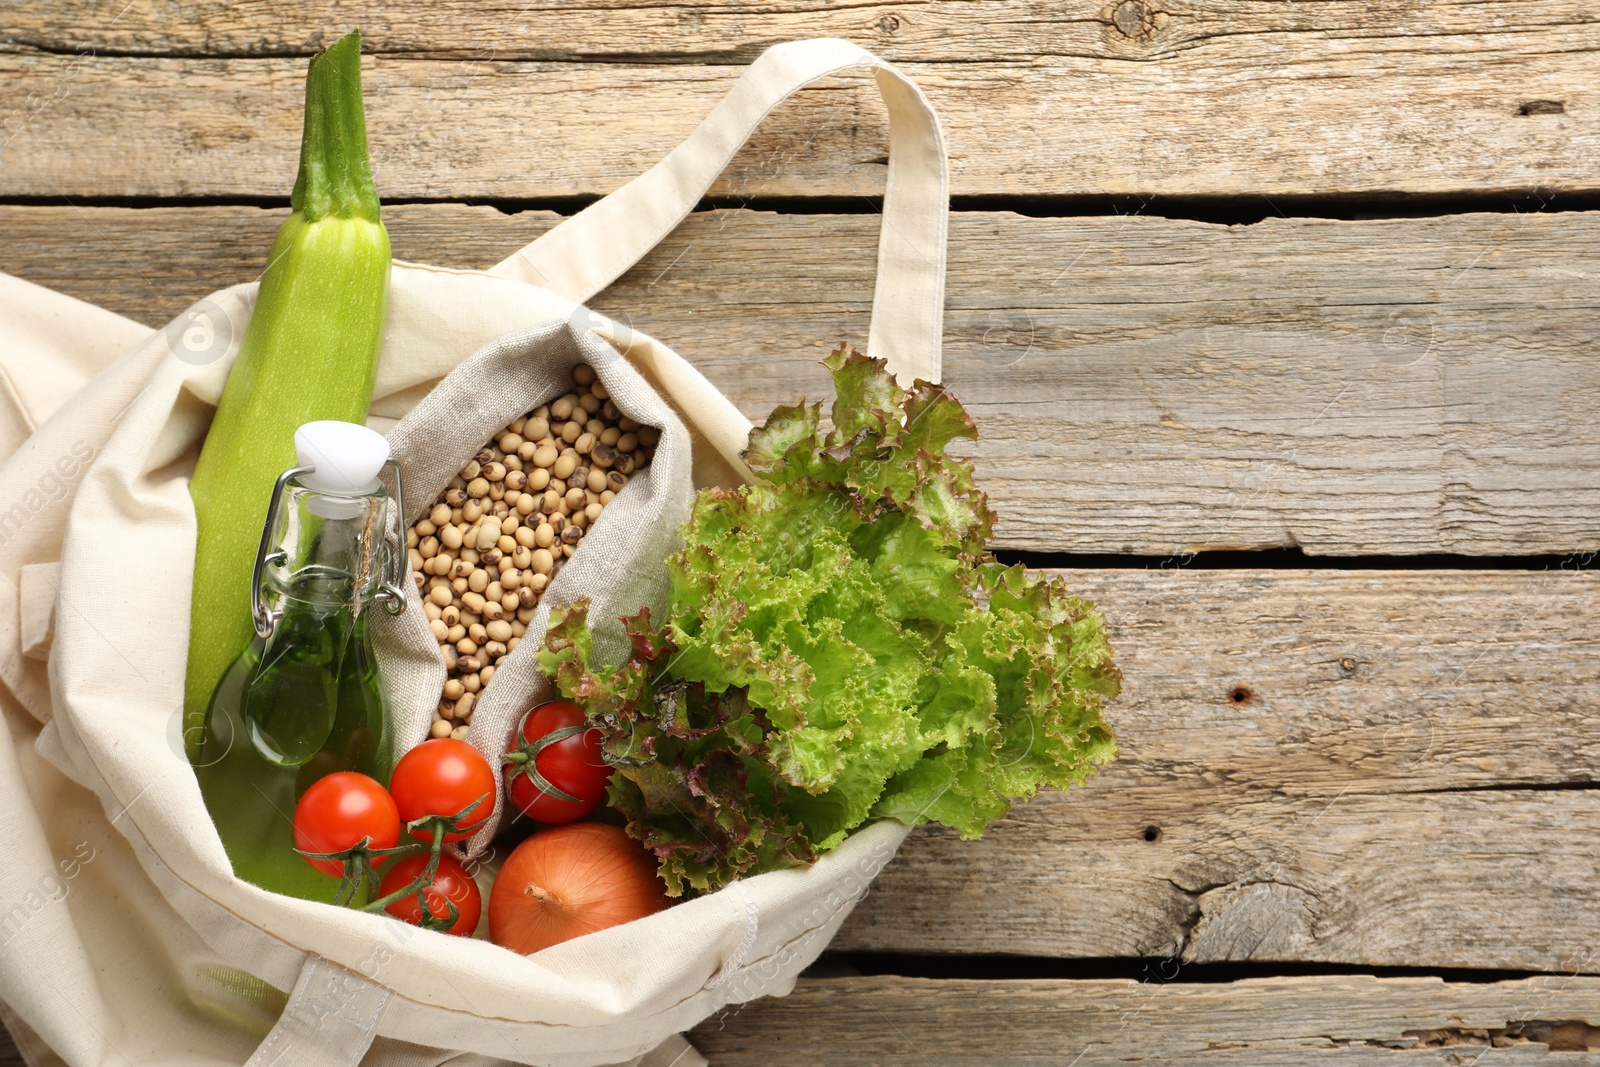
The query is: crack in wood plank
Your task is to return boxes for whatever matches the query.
[829,567,1600,971]
[687,974,1600,1064]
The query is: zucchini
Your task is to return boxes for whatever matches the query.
[184,31,390,758]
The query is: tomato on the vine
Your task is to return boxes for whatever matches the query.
[378,853,481,936]
[389,739,496,843]
[292,772,400,877]
[503,702,612,824]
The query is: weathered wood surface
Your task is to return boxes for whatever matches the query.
[7,0,1594,64]
[689,975,1600,1064]
[5,976,1600,1067]
[0,28,1591,200]
[3,203,1597,556]
[4,3,1595,1065]
[831,567,1600,971]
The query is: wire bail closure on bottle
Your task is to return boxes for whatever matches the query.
[374,458,408,617]
[251,459,409,639]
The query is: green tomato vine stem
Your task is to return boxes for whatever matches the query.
[501,717,587,803]
[361,821,447,914]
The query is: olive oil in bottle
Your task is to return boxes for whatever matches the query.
[194,421,406,902]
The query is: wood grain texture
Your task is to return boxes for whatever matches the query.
[2,203,1597,555]
[0,19,1593,200]
[688,975,1600,1065]
[5,3,1597,1061]
[7,0,1596,64]
[832,567,1600,971]
[4,975,1598,1065]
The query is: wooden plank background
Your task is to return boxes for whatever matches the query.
[4,204,1597,555]
[2,1,1597,1063]
[836,569,1600,969]
[690,975,1600,1064]
[3,3,1595,199]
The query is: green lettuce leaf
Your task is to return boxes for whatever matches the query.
[542,347,1119,895]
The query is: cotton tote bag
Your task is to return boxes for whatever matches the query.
[0,37,947,1067]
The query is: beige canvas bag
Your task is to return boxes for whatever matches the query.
[0,37,946,1067]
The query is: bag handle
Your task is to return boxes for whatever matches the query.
[489,38,950,384]
[245,957,387,1067]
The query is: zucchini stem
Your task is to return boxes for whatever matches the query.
[291,31,380,224]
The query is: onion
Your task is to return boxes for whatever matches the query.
[489,822,669,954]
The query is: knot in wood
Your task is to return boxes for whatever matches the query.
[1111,0,1157,41]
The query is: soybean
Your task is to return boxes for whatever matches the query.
[404,362,654,739]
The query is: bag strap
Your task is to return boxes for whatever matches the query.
[245,957,387,1067]
[489,38,949,384]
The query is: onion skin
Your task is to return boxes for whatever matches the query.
[489,823,669,954]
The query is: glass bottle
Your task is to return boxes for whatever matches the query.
[194,421,406,903]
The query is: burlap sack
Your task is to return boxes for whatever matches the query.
[0,37,945,1067]
[376,321,695,856]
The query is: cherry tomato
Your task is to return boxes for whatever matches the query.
[389,739,496,843]
[378,853,481,936]
[291,772,400,877]
[504,702,612,824]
